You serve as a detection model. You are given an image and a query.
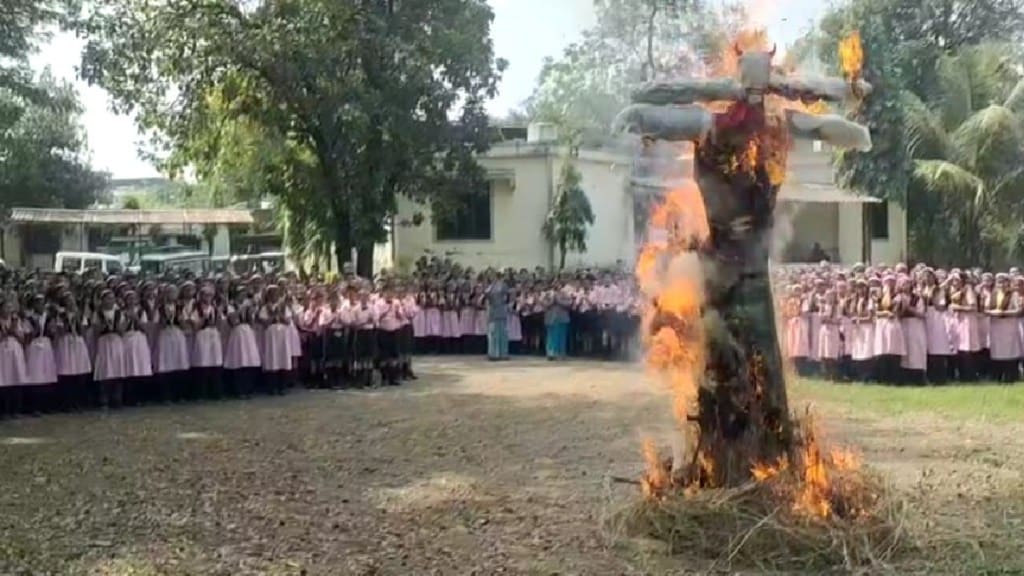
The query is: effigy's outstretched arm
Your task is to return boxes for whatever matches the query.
[631,79,744,106]
[612,103,713,142]
[786,110,872,151]
[768,74,873,103]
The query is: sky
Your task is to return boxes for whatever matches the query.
[31,0,826,180]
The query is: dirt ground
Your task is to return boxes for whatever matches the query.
[1,357,1022,575]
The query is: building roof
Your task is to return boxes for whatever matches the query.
[9,208,255,225]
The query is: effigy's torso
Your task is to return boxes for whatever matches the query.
[695,101,787,274]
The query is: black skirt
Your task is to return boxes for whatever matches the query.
[324,329,350,366]
[353,329,377,362]
[377,329,399,361]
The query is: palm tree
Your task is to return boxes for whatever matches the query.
[542,162,596,269]
[903,44,1024,268]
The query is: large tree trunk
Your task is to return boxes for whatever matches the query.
[356,245,374,279]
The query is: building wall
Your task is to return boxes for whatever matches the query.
[837,203,864,265]
[779,202,840,262]
[394,145,634,270]
[870,201,907,265]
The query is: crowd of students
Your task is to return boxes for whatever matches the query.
[779,261,1024,385]
[0,258,643,418]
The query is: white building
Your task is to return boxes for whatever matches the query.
[392,123,906,271]
[1,208,254,269]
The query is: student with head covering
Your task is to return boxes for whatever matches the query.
[949,272,981,381]
[921,268,953,385]
[816,288,843,381]
[986,272,1021,383]
[191,284,225,400]
[224,286,261,397]
[22,293,58,413]
[897,275,927,385]
[156,284,191,402]
[0,294,27,417]
[258,284,291,395]
[54,292,92,411]
[120,290,153,405]
[872,275,906,383]
[92,289,126,409]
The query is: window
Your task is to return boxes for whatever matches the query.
[61,257,81,272]
[868,202,889,240]
[84,259,102,271]
[435,184,493,241]
[107,260,123,273]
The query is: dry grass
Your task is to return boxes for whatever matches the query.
[612,466,910,573]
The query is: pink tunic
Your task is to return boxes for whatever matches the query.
[442,310,462,339]
[473,308,488,336]
[988,294,1022,360]
[954,312,982,352]
[925,305,954,356]
[93,333,126,382]
[56,333,92,377]
[900,299,927,371]
[122,331,154,378]
[873,296,905,356]
[0,335,27,387]
[815,305,839,358]
[193,327,225,368]
[225,323,261,370]
[459,306,476,336]
[157,326,191,373]
[425,307,443,337]
[25,337,57,386]
[412,308,427,338]
[507,313,523,342]
[785,316,810,359]
[849,320,875,361]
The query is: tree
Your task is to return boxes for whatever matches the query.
[0,72,108,216]
[815,0,1024,208]
[902,45,1024,267]
[525,0,741,141]
[81,0,506,277]
[542,162,596,269]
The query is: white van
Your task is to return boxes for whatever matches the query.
[139,251,211,275]
[55,252,124,274]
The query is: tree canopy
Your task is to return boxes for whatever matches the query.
[813,0,1024,266]
[524,0,743,141]
[81,0,506,275]
[1,1,106,218]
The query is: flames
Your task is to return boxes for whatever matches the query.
[839,31,864,82]
[637,181,707,428]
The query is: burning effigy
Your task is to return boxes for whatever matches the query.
[612,31,909,570]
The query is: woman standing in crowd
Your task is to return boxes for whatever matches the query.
[23,294,58,413]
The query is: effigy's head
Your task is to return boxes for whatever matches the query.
[735,43,775,97]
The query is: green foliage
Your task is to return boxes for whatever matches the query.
[525,0,740,141]
[80,0,505,274]
[900,46,1024,267]
[0,72,107,216]
[542,162,596,269]
[0,1,105,218]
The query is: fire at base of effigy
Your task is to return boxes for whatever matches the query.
[610,30,910,571]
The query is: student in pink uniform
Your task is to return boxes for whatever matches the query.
[784,285,810,374]
[848,279,875,382]
[22,294,58,414]
[898,276,927,385]
[320,290,350,389]
[921,269,953,385]
[121,290,154,406]
[258,285,292,396]
[816,288,842,381]
[872,275,905,383]
[224,288,261,397]
[0,296,27,417]
[191,285,225,400]
[349,288,379,387]
[986,273,1021,383]
[400,286,419,380]
[92,289,126,409]
[375,289,405,386]
[949,273,981,381]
